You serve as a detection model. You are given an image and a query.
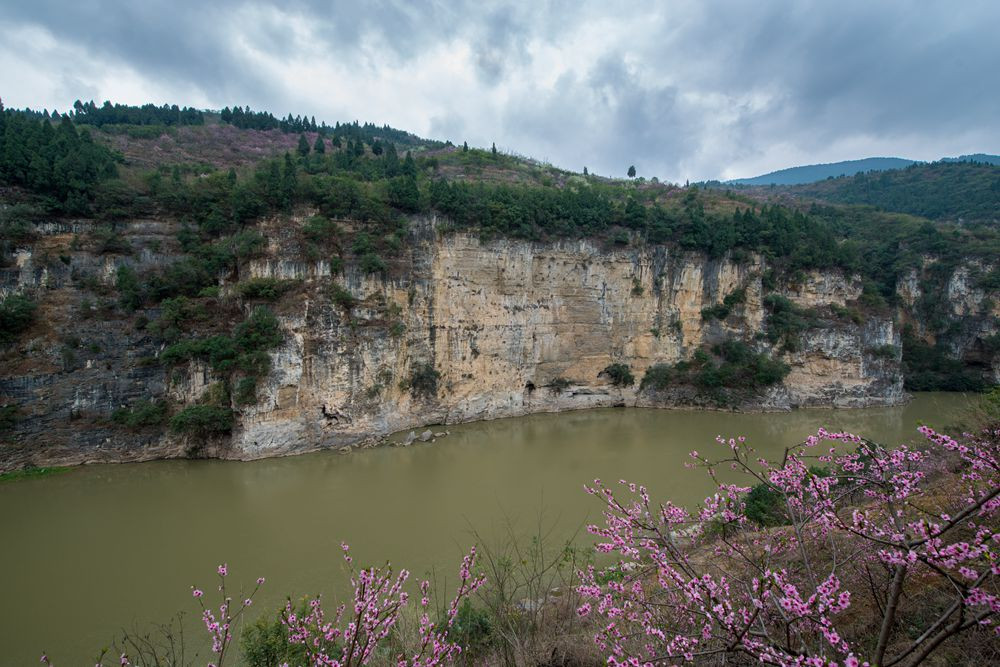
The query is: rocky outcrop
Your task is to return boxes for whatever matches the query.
[4,214,996,469]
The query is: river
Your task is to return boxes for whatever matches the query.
[0,393,974,663]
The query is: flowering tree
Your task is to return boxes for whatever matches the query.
[578,426,1000,665]
[280,543,485,667]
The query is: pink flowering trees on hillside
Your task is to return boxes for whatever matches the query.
[579,426,1000,665]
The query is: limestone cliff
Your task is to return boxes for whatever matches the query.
[1,214,995,468]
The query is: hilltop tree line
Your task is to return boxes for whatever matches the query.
[220,105,433,148]
[71,100,205,127]
[0,102,119,213]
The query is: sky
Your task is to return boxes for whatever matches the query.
[1,0,998,183]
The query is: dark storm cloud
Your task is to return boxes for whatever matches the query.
[1,0,998,180]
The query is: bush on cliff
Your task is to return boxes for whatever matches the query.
[602,363,635,387]
[0,293,37,344]
[169,405,234,436]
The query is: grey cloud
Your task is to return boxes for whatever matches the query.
[1,0,998,180]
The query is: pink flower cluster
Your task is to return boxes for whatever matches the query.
[579,425,1000,665]
[280,544,485,667]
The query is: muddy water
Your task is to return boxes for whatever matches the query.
[0,393,973,663]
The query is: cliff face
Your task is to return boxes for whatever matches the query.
[4,214,994,468]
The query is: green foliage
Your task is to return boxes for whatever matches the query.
[359,251,387,275]
[902,329,986,392]
[450,599,494,659]
[788,161,1000,223]
[160,308,281,386]
[116,264,142,311]
[71,99,204,127]
[92,226,131,254]
[763,294,817,351]
[407,362,440,398]
[329,282,357,310]
[236,277,294,301]
[240,601,315,667]
[640,364,674,391]
[234,377,259,406]
[641,341,789,397]
[744,483,787,527]
[169,405,234,436]
[111,400,168,428]
[701,288,746,321]
[0,112,118,212]
[867,344,898,360]
[0,404,20,431]
[548,377,571,393]
[0,293,37,344]
[0,466,71,483]
[602,363,635,387]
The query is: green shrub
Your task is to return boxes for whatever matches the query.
[744,483,787,527]
[0,404,20,432]
[408,362,440,398]
[234,307,283,354]
[111,400,168,428]
[359,251,387,275]
[763,294,816,351]
[92,226,132,254]
[450,599,494,659]
[701,303,730,321]
[236,277,294,301]
[116,265,142,312]
[867,344,898,360]
[902,329,985,391]
[240,602,314,667]
[602,363,635,387]
[0,294,37,344]
[548,377,571,393]
[330,283,357,310]
[302,215,340,245]
[234,377,259,405]
[640,364,673,391]
[169,405,234,436]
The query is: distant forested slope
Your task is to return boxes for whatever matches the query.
[728,157,917,185]
[784,161,1000,222]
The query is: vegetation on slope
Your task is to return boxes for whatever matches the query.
[1,99,998,396]
[755,160,1000,223]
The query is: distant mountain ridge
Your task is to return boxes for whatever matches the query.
[940,153,1000,165]
[729,154,1000,186]
[728,157,918,185]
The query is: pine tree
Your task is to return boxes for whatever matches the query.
[627,165,636,178]
[462,141,468,152]
[313,135,325,154]
[584,166,588,176]
[281,153,297,210]
[491,142,497,156]
[297,133,310,157]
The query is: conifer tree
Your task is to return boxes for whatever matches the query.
[297,133,310,157]
[313,135,325,154]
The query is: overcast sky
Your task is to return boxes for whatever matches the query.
[1,0,998,182]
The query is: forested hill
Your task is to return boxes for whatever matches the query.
[727,157,917,185]
[762,161,1000,223]
[1,99,999,397]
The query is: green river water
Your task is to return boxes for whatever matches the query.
[0,393,974,663]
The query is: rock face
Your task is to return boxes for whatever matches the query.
[2,215,995,469]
